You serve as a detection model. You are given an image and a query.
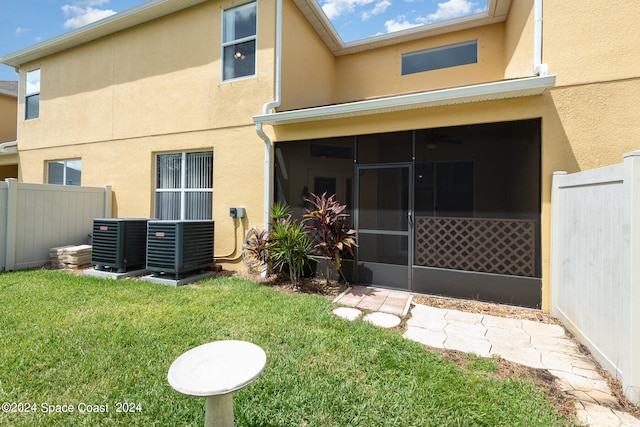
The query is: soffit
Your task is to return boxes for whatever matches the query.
[292,0,512,56]
[253,75,556,125]
[0,0,208,68]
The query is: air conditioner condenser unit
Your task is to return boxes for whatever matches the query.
[91,218,148,273]
[146,220,214,279]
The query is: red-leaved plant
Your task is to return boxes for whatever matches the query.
[303,192,357,284]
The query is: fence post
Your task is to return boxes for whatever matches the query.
[549,171,567,316]
[622,150,640,405]
[5,179,18,271]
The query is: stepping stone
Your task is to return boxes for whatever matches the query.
[404,327,447,348]
[364,312,401,328]
[332,307,362,321]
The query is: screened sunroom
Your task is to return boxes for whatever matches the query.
[275,119,542,307]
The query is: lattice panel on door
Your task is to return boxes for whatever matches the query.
[415,217,537,277]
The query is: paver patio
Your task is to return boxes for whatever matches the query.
[334,286,640,427]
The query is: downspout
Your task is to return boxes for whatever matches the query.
[533,0,548,76]
[255,0,283,233]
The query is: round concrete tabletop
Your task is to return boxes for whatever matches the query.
[168,340,267,397]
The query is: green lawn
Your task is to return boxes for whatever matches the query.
[0,270,575,426]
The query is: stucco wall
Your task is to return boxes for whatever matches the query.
[282,0,538,108]
[503,0,534,79]
[15,0,277,269]
[544,0,640,87]
[542,0,640,169]
[0,93,17,143]
[334,24,506,103]
[18,124,264,266]
[17,0,275,150]
[548,81,640,171]
[280,0,336,111]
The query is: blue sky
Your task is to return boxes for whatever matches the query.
[0,0,487,82]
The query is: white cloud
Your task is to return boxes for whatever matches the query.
[423,0,479,23]
[14,27,29,37]
[321,0,377,20]
[62,1,117,29]
[382,0,484,34]
[384,17,422,32]
[361,0,392,20]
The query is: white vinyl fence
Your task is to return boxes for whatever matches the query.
[0,179,111,271]
[551,151,640,405]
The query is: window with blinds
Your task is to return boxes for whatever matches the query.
[155,151,213,220]
[47,159,81,185]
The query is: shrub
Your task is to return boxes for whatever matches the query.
[303,192,357,284]
[269,201,314,287]
[242,228,269,272]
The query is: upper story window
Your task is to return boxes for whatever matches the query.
[25,69,40,120]
[401,40,478,76]
[47,159,82,186]
[222,1,257,81]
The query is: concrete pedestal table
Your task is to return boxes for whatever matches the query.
[168,340,267,427]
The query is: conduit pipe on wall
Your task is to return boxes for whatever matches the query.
[255,0,283,235]
[533,0,548,76]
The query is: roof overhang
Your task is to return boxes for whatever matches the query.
[292,0,512,56]
[0,0,208,68]
[254,75,556,126]
[1,0,512,66]
[0,88,18,98]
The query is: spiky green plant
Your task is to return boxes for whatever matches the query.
[269,202,314,287]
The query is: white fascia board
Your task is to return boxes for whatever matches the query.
[0,0,208,68]
[253,75,557,126]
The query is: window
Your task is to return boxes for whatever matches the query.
[222,2,257,81]
[47,160,82,185]
[25,69,40,120]
[401,40,478,75]
[155,151,213,220]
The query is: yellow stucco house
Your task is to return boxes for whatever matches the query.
[0,80,18,179]
[1,0,638,310]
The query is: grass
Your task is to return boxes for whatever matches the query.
[0,270,576,426]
